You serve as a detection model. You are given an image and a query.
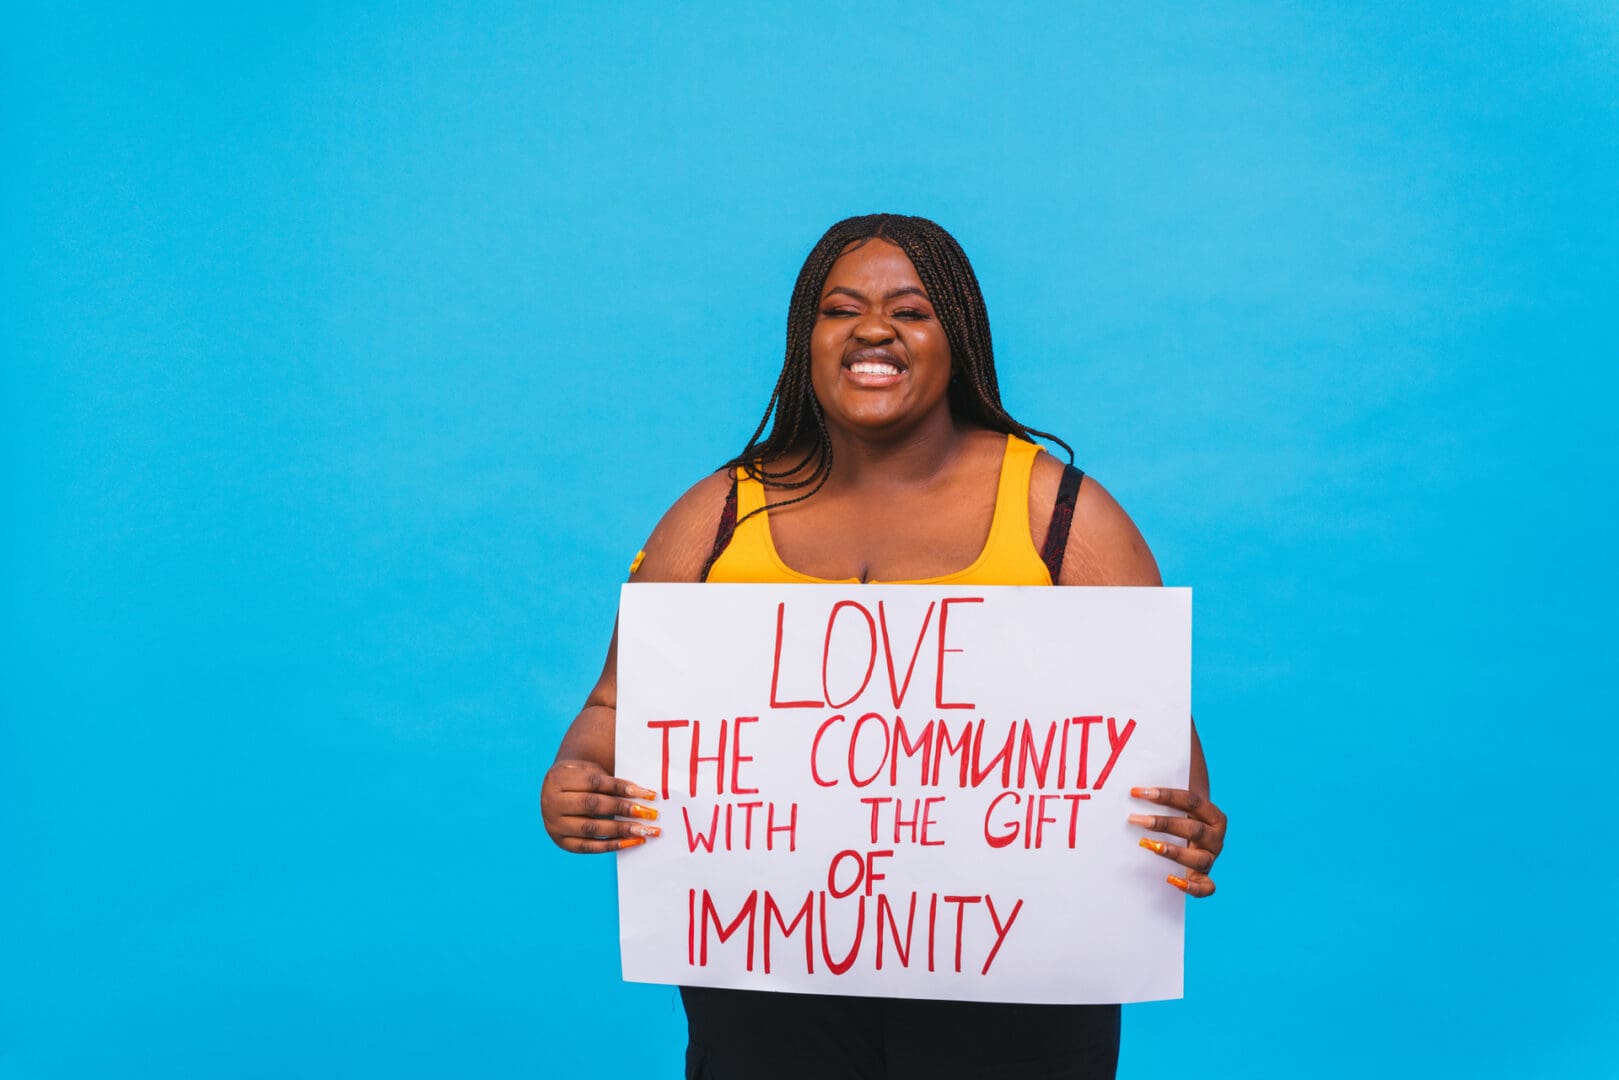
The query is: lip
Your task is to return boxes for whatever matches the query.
[841,347,907,388]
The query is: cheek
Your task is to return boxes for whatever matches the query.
[911,329,953,379]
[808,332,840,397]
[809,323,841,367]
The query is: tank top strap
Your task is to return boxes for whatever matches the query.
[981,434,1041,558]
[706,464,822,583]
[734,465,769,520]
[698,471,740,582]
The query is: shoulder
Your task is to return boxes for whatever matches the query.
[630,468,735,583]
[1028,449,1161,587]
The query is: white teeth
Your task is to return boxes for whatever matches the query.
[850,361,901,375]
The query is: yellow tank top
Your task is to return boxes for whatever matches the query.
[705,434,1054,586]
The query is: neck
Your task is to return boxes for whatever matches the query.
[820,411,970,490]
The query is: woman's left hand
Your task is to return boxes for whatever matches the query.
[1128,786,1227,898]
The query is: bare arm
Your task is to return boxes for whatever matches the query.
[1044,465,1227,897]
[540,470,733,853]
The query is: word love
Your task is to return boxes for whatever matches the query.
[770,597,984,711]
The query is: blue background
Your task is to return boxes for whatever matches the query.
[4,3,1615,1076]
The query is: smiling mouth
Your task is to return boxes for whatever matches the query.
[844,348,906,380]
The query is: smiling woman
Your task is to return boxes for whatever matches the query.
[811,238,956,435]
[539,214,1227,1079]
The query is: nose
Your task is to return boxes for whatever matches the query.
[853,313,895,345]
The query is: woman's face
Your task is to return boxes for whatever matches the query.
[810,238,954,440]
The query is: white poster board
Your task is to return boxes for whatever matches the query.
[615,584,1191,1004]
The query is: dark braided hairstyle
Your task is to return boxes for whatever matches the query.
[724,213,1072,515]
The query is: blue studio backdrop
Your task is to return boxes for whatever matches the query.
[3,3,1615,1077]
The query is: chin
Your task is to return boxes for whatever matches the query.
[838,411,923,437]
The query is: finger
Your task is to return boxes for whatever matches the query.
[549,814,663,845]
[1126,812,1216,850]
[556,833,657,855]
[1130,786,1225,826]
[547,789,662,823]
[1137,836,1216,874]
[585,770,659,802]
[1166,871,1216,899]
[546,763,658,802]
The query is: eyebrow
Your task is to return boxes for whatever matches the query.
[822,286,931,302]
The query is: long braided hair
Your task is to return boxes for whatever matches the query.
[724,213,1072,515]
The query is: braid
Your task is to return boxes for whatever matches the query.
[724,214,1072,522]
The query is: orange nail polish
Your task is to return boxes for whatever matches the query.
[630,804,659,821]
[618,837,645,850]
[631,824,661,838]
[1139,838,1167,855]
[1131,787,1158,800]
[1167,874,1190,891]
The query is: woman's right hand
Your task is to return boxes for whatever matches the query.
[541,758,663,853]
[542,473,733,854]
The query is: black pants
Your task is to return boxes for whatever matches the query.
[681,987,1120,1079]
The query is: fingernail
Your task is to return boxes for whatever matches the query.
[1127,814,1154,827]
[630,804,659,821]
[618,837,645,850]
[1131,787,1159,800]
[631,824,661,838]
[637,786,658,801]
[1139,838,1167,855]
[1167,874,1190,892]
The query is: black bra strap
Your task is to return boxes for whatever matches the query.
[700,473,740,582]
[1040,464,1085,583]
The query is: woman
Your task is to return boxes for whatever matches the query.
[542,214,1227,1079]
